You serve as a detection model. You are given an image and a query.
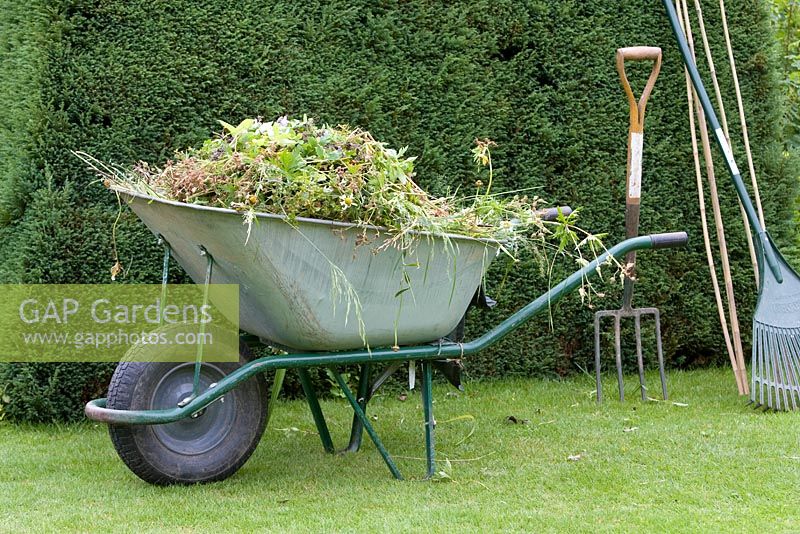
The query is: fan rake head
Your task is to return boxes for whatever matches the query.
[750,246,800,411]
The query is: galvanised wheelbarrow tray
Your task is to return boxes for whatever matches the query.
[86,189,688,485]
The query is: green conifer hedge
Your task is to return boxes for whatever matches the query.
[1,0,797,421]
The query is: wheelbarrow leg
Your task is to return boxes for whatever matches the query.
[421,361,436,479]
[298,368,335,454]
[332,369,403,480]
[344,363,372,453]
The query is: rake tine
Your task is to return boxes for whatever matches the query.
[779,327,798,410]
[773,327,791,410]
[775,333,790,410]
[787,328,800,374]
[750,328,759,403]
[793,333,800,407]
[767,329,780,411]
[635,314,647,401]
[789,328,800,390]
[763,325,771,406]
[789,328,800,382]
[764,329,772,406]
[615,315,624,402]
[772,329,782,410]
[782,328,800,408]
[763,326,772,409]
[781,335,800,410]
[769,327,783,409]
[761,326,770,408]
[761,326,772,409]
[755,324,765,407]
[773,329,786,411]
[761,325,769,407]
[750,325,758,404]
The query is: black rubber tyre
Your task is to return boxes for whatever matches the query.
[107,353,267,485]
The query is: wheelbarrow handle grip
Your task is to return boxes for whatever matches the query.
[649,231,689,249]
[536,206,572,222]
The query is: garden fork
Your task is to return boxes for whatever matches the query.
[595,47,668,403]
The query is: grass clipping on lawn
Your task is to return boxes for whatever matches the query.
[78,116,605,270]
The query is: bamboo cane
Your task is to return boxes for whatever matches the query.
[676,0,742,394]
[693,0,760,289]
[719,0,767,231]
[678,0,749,394]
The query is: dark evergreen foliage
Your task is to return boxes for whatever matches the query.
[1,0,796,421]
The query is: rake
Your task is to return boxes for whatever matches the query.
[663,0,800,410]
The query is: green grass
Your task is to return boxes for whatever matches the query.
[1,368,799,532]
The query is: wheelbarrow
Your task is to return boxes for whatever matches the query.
[85,189,688,484]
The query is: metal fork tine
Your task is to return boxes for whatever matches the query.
[653,310,667,399]
[594,313,603,404]
[614,315,624,402]
[635,314,646,401]
[594,307,666,404]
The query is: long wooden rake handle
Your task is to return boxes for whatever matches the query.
[675,0,749,394]
[662,0,783,284]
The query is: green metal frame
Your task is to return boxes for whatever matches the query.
[86,232,687,479]
[343,363,371,454]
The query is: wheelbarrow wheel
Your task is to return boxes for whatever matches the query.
[106,351,267,486]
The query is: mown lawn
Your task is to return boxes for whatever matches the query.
[1,368,798,533]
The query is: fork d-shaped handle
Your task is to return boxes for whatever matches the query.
[616,46,662,215]
[616,46,662,134]
[616,46,662,309]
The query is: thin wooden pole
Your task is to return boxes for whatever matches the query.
[719,0,766,231]
[679,0,749,394]
[692,0,760,289]
[676,0,742,394]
